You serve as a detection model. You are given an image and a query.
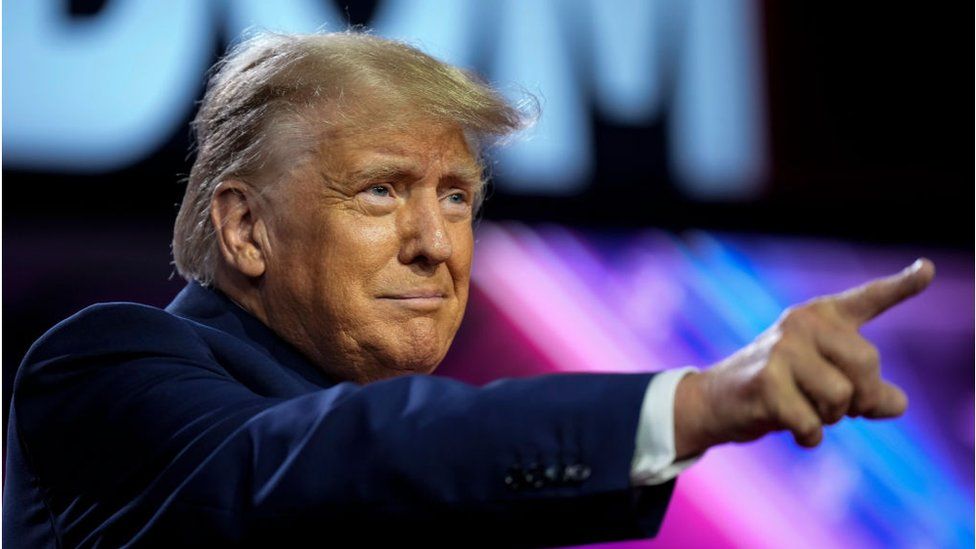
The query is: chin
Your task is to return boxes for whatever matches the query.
[356,319,456,381]
[391,349,444,375]
[400,322,453,362]
[355,338,444,382]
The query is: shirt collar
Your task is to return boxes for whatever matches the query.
[165,280,336,388]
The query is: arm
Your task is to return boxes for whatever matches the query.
[12,303,674,547]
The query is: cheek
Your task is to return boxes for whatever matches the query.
[315,216,401,314]
[328,221,397,265]
[449,227,474,292]
[314,210,397,271]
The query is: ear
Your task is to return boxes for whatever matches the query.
[211,180,268,278]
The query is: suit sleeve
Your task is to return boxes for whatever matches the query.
[12,303,676,547]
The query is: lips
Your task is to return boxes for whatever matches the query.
[379,289,447,299]
[377,289,448,312]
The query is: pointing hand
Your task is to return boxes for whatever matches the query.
[673,259,935,457]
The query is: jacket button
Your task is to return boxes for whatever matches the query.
[524,464,545,489]
[505,465,525,491]
[563,463,591,483]
[543,465,560,483]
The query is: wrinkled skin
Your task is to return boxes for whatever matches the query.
[212,118,481,383]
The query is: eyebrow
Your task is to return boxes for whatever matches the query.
[347,163,417,187]
[347,160,484,192]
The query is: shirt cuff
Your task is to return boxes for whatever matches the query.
[630,366,702,486]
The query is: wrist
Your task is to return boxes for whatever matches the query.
[673,371,717,459]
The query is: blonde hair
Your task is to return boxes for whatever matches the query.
[172,30,533,286]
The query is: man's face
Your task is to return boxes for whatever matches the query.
[258,117,480,383]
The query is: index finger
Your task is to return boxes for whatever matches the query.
[831,258,936,325]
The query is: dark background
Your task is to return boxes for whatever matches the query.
[7,2,970,240]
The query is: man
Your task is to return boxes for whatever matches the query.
[3,31,934,547]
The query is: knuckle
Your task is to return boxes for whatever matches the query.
[807,297,832,312]
[781,306,814,332]
[824,387,849,410]
[834,379,855,404]
[769,338,796,361]
[803,299,832,323]
[822,382,853,423]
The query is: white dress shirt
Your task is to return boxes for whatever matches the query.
[630,366,703,485]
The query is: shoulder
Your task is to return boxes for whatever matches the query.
[26,301,208,359]
[15,301,215,389]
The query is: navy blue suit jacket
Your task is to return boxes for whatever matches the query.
[4,282,675,547]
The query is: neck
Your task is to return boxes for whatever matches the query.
[213,268,271,328]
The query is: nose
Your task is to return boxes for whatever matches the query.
[397,190,453,267]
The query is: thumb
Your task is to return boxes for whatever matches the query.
[862,381,909,419]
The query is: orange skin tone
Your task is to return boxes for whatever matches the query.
[212,118,481,384]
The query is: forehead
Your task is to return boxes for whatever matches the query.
[314,117,483,184]
[332,117,476,160]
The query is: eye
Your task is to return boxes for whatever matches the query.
[442,189,471,205]
[368,185,392,197]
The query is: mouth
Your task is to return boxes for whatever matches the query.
[378,290,448,311]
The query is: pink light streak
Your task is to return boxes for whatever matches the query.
[470,222,872,549]
[473,223,666,373]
